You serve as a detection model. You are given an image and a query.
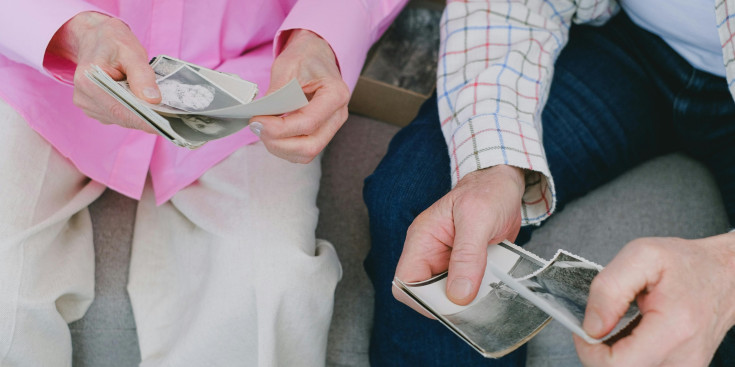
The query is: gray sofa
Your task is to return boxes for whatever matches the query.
[69,114,730,366]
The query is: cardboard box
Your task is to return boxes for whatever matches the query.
[348,1,444,127]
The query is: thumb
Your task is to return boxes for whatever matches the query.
[446,213,495,305]
[583,241,659,338]
[122,57,161,104]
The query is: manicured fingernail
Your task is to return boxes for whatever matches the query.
[143,87,160,99]
[249,121,263,136]
[448,278,472,302]
[583,310,603,336]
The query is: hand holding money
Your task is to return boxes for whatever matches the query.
[48,11,160,133]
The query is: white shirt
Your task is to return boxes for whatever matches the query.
[621,0,726,77]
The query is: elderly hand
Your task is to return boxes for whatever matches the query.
[392,165,526,313]
[47,11,160,133]
[574,232,735,366]
[249,29,350,164]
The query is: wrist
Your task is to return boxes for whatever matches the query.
[462,165,526,198]
[489,165,526,191]
[48,11,111,63]
[282,29,336,64]
[284,29,322,47]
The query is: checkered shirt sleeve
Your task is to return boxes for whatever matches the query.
[715,0,735,96]
[437,0,617,225]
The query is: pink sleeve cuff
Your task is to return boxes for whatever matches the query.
[274,0,407,91]
[0,0,112,83]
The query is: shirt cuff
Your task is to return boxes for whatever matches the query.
[446,114,556,225]
[274,0,373,91]
[0,0,111,83]
[521,170,555,225]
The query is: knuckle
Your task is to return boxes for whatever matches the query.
[108,17,128,30]
[336,106,349,123]
[299,116,320,134]
[628,237,665,259]
[73,72,84,86]
[72,92,84,108]
[336,82,350,105]
[299,157,314,164]
[300,144,322,162]
[261,142,281,158]
[108,102,125,120]
[109,103,134,127]
[288,153,312,164]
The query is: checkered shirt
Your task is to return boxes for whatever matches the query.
[438,0,735,225]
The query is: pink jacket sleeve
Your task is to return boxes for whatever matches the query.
[275,0,409,91]
[0,0,110,80]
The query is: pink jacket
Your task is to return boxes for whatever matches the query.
[0,0,406,204]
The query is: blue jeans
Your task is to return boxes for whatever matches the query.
[364,10,735,367]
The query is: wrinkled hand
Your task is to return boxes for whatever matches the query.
[393,165,526,314]
[249,29,350,163]
[574,233,735,366]
[47,11,160,133]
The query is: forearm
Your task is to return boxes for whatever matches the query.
[438,0,575,177]
[437,0,617,224]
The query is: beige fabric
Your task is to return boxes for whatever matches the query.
[129,144,342,367]
[0,97,342,367]
[0,100,106,367]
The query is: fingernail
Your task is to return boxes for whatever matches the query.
[448,278,472,302]
[143,87,160,99]
[249,121,263,136]
[583,310,603,336]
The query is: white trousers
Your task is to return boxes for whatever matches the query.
[0,100,342,367]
